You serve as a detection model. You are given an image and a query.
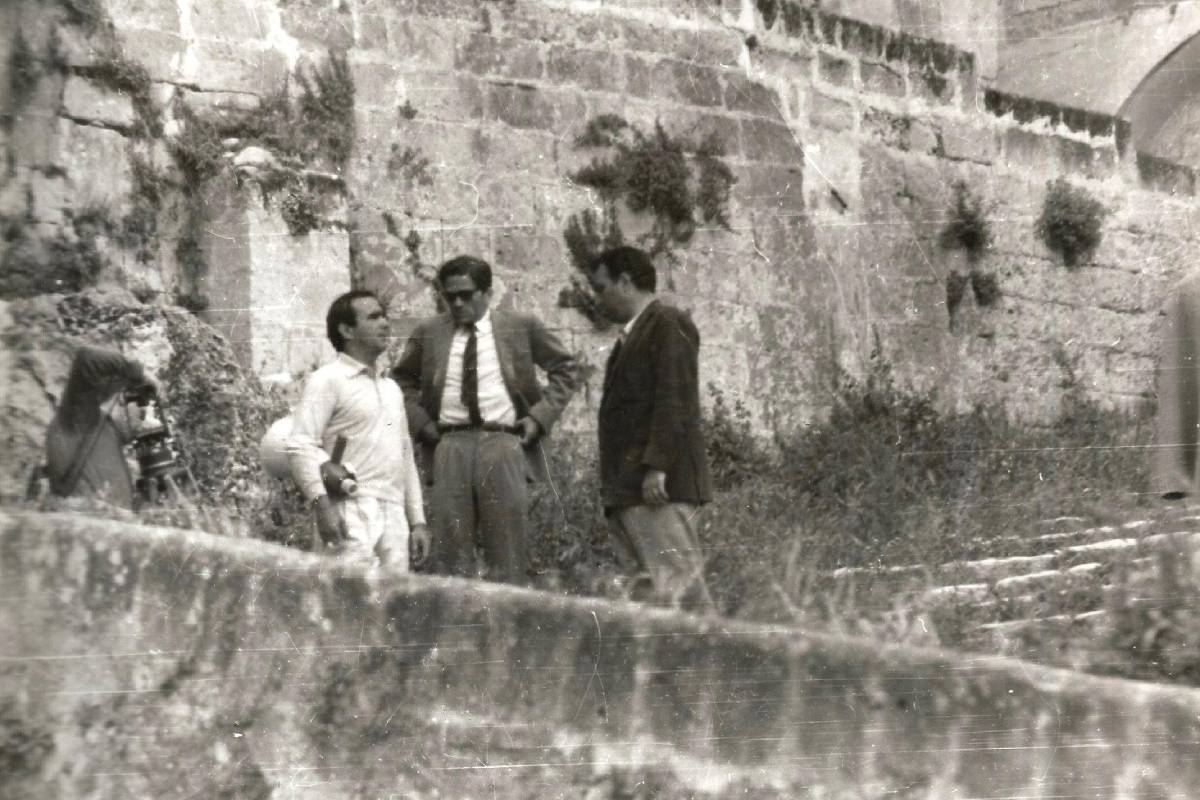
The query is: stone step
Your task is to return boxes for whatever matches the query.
[973,610,1109,656]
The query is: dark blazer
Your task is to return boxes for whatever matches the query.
[392,310,578,482]
[598,299,713,510]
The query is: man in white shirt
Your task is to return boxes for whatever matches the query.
[393,256,578,585]
[288,290,430,568]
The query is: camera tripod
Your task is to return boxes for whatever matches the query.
[136,464,200,506]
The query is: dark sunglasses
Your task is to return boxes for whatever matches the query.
[444,289,479,303]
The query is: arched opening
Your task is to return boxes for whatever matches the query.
[1119,31,1200,166]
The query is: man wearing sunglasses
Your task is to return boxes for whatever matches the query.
[393,256,579,585]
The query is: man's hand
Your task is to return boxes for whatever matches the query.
[410,523,431,566]
[642,469,669,506]
[420,421,441,445]
[517,416,542,447]
[313,495,347,546]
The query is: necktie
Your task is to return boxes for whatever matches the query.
[461,326,483,426]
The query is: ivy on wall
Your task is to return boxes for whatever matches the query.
[559,115,737,326]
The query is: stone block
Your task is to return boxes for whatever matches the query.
[107,0,181,32]
[185,40,288,94]
[739,163,805,213]
[116,29,185,83]
[401,72,485,123]
[352,61,402,110]
[722,72,782,118]
[861,107,936,155]
[28,171,68,226]
[624,55,679,105]
[59,119,132,206]
[1000,127,1058,174]
[937,118,996,163]
[382,15,459,71]
[674,110,743,157]
[456,33,544,81]
[861,61,905,98]
[1057,139,1117,181]
[280,0,356,51]
[818,51,855,88]
[546,46,620,92]
[62,76,137,129]
[188,0,265,42]
[673,61,724,108]
[7,75,65,167]
[810,91,855,132]
[741,118,803,164]
[355,10,391,51]
[53,24,104,69]
[911,65,955,105]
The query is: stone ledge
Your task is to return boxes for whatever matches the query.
[4,508,1200,798]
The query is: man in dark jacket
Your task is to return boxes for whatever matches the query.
[587,246,715,612]
[46,345,155,510]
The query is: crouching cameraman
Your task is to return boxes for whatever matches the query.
[45,345,157,510]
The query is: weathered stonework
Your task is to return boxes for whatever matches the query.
[4,509,1200,799]
[3,0,1199,437]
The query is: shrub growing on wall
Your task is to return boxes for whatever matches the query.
[560,116,736,325]
[939,180,991,261]
[1036,177,1108,267]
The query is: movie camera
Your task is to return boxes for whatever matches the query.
[124,384,196,503]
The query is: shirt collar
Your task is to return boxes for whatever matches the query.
[335,352,374,376]
[622,300,652,338]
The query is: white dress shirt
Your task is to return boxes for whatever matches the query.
[438,311,518,426]
[286,353,425,525]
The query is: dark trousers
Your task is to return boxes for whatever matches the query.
[430,430,530,585]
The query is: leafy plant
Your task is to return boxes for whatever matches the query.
[168,101,226,186]
[560,117,736,324]
[0,206,113,297]
[939,180,991,260]
[1036,177,1108,267]
[558,208,623,328]
[295,53,356,171]
[279,181,321,236]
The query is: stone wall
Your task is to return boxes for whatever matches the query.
[6,0,1200,438]
[748,4,1199,418]
[4,507,1200,798]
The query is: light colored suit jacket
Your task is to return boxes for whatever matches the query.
[392,310,578,482]
[1152,271,1200,498]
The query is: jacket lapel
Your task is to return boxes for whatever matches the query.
[490,311,519,392]
[431,315,455,402]
[602,300,657,408]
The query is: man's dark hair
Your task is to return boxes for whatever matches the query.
[590,246,657,293]
[326,289,380,352]
[438,255,492,293]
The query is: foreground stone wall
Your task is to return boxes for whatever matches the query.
[3,507,1200,798]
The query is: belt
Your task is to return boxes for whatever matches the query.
[438,422,522,436]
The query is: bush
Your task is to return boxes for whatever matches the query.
[1036,177,1108,267]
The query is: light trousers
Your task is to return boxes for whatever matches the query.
[607,502,715,613]
[332,495,410,571]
